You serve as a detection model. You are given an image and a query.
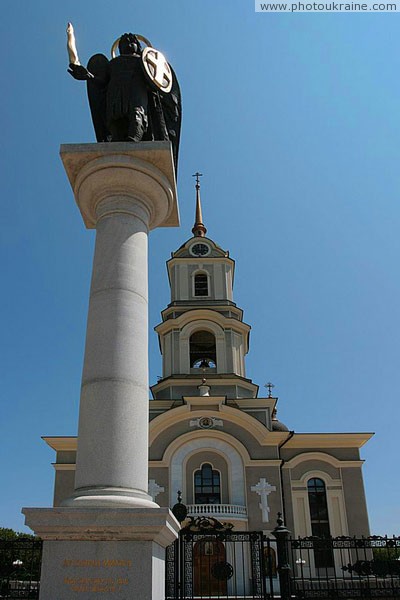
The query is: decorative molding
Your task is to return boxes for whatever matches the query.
[158,429,251,467]
[160,301,243,323]
[149,403,289,446]
[52,463,75,471]
[283,451,364,470]
[155,308,251,344]
[251,478,276,523]
[291,470,342,487]
[189,416,224,429]
[169,435,246,506]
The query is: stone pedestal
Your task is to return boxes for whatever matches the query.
[23,507,179,600]
[23,142,180,599]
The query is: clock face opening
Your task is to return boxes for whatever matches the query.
[191,243,210,257]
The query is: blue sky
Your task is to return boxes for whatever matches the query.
[1,0,399,534]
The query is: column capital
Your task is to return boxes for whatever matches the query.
[60,141,179,230]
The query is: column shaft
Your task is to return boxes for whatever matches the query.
[58,144,179,507]
[76,205,150,495]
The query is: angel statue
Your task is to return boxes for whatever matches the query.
[66,24,181,172]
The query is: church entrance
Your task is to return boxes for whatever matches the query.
[165,517,268,599]
[193,538,227,596]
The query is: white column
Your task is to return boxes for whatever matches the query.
[23,142,180,600]
[60,142,179,508]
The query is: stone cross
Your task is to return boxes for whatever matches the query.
[251,478,276,523]
[148,479,165,502]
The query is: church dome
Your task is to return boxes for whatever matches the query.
[271,408,289,432]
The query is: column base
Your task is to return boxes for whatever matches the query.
[22,507,180,600]
[61,486,159,509]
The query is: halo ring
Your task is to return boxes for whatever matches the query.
[111,34,153,58]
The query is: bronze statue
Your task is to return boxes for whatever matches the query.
[66,24,181,172]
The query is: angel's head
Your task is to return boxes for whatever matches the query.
[119,33,141,56]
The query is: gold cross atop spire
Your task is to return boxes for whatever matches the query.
[192,172,207,237]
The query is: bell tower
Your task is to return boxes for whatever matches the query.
[151,177,258,400]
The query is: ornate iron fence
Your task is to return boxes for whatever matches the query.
[166,514,400,600]
[166,516,274,599]
[0,538,42,599]
[2,526,400,600]
[288,535,400,599]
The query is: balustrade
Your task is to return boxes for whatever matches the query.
[186,503,247,517]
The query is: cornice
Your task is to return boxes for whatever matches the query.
[161,303,243,322]
[42,437,77,451]
[150,374,258,397]
[235,398,277,410]
[167,256,235,266]
[52,463,76,471]
[150,400,178,411]
[283,433,374,449]
[150,458,283,468]
[154,308,251,336]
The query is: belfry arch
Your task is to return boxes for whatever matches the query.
[190,330,217,368]
[180,320,227,374]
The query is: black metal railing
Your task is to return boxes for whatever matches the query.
[288,534,400,599]
[2,524,400,600]
[166,515,279,599]
[166,512,400,599]
[168,530,273,599]
[0,538,42,599]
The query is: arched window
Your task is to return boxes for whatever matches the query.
[307,478,334,567]
[194,463,221,504]
[194,272,209,297]
[190,331,216,368]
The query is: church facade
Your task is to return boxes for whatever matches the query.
[44,184,372,547]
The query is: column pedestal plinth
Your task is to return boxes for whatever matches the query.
[23,507,179,600]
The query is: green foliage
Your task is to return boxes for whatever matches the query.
[0,527,36,540]
[373,546,400,562]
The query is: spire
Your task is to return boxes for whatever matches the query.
[192,172,207,237]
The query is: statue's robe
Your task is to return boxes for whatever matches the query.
[107,55,148,122]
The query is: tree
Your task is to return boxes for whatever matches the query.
[0,528,42,594]
[0,527,36,540]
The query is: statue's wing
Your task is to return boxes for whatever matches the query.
[86,53,110,142]
[160,65,182,175]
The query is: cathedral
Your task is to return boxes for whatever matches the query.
[44,180,372,545]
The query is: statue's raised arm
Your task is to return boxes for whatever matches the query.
[66,24,182,173]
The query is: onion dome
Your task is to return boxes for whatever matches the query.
[271,407,289,432]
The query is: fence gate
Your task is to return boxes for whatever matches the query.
[166,517,275,600]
